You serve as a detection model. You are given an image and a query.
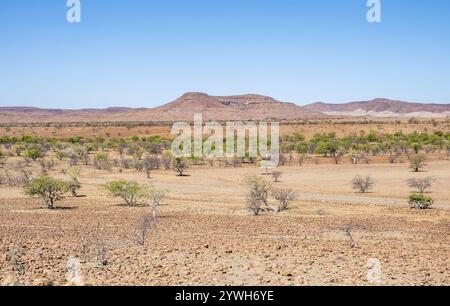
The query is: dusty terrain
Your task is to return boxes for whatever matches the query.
[1,161,449,286]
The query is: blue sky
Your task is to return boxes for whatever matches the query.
[0,0,449,109]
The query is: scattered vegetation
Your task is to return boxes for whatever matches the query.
[352,175,376,193]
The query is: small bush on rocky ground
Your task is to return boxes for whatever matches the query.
[24,176,69,209]
[409,193,434,209]
[245,176,297,215]
[271,188,297,212]
[173,157,188,176]
[352,175,375,193]
[103,180,149,206]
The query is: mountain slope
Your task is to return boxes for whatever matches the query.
[304,99,450,118]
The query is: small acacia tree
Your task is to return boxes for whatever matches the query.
[173,158,188,176]
[270,171,282,183]
[24,176,69,209]
[407,177,435,194]
[408,153,427,172]
[103,180,148,206]
[352,175,375,193]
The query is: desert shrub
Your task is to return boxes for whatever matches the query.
[54,150,66,161]
[0,150,6,167]
[93,153,112,171]
[24,176,69,209]
[244,175,275,215]
[143,156,160,179]
[121,158,131,169]
[23,146,43,161]
[352,175,375,193]
[409,193,433,209]
[271,188,297,212]
[173,157,188,176]
[407,177,435,194]
[408,153,427,172]
[103,180,148,206]
[230,157,243,168]
[147,187,167,219]
[270,171,282,182]
[161,150,173,170]
[131,158,144,172]
[68,168,81,197]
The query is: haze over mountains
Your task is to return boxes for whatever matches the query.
[0,94,449,124]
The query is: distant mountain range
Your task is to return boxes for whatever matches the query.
[304,98,450,118]
[0,94,449,124]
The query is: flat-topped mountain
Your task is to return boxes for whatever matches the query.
[0,93,324,123]
[304,98,450,118]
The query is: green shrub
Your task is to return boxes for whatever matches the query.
[103,180,149,206]
[23,146,43,161]
[409,193,433,209]
[24,176,69,209]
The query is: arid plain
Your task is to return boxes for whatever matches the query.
[1,140,449,286]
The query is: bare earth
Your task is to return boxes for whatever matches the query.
[1,161,449,286]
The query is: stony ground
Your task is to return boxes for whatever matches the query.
[1,161,450,286]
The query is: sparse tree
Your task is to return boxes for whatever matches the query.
[24,176,69,209]
[352,175,375,193]
[407,177,435,194]
[408,153,427,172]
[103,180,148,206]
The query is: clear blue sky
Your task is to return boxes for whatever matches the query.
[1,0,449,109]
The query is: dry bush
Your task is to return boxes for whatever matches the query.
[93,153,112,171]
[8,249,26,276]
[148,188,167,219]
[407,177,435,194]
[161,151,173,170]
[352,175,375,193]
[136,215,151,246]
[80,223,110,267]
[143,156,160,179]
[271,188,297,212]
[270,171,282,182]
[245,176,272,216]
